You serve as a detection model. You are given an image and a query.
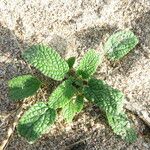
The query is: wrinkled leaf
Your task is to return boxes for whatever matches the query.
[77,49,100,79]
[83,78,124,114]
[84,78,137,142]
[17,102,56,143]
[104,30,139,60]
[62,100,76,122]
[22,44,69,81]
[107,112,137,143]
[62,95,84,122]
[8,75,41,101]
[48,79,76,109]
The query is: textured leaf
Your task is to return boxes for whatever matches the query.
[62,100,76,122]
[67,57,76,69]
[107,112,137,142]
[8,75,41,101]
[48,79,76,109]
[62,95,84,122]
[22,44,69,81]
[17,102,56,143]
[83,78,124,114]
[77,49,100,79]
[104,30,139,61]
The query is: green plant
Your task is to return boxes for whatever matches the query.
[8,30,139,143]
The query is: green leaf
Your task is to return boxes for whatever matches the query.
[67,57,76,69]
[22,44,69,81]
[62,95,84,122]
[104,30,139,61]
[83,78,124,114]
[84,78,137,142]
[17,102,56,143]
[48,79,76,109]
[75,95,84,113]
[77,49,100,79]
[62,100,76,123]
[107,112,137,143]
[8,75,41,101]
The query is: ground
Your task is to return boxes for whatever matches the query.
[0,0,150,150]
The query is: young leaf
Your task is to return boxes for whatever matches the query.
[77,49,100,79]
[8,75,41,101]
[62,95,84,122]
[22,44,69,81]
[83,78,124,114]
[104,30,139,61]
[62,100,76,123]
[17,102,56,143]
[67,57,76,69]
[48,79,76,109]
[107,112,137,143]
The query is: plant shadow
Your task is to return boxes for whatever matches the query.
[0,24,120,150]
[1,12,150,149]
[75,25,117,52]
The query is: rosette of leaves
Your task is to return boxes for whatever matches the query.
[8,30,138,143]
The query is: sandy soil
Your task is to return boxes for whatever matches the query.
[0,0,150,150]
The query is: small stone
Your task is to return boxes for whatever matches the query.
[143,143,149,149]
[65,125,72,132]
[0,69,6,77]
